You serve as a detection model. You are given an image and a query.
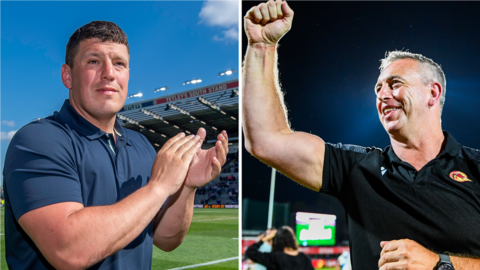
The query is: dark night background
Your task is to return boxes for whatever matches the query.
[241,1,480,243]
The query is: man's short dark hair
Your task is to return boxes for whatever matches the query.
[272,226,299,252]
[65,21,129,68]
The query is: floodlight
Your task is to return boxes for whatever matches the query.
[184,78,202,87]
[154,86,169,93]
[218,69,237,79]
[127,92,143,99]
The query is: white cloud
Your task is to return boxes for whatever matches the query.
[213,27,239,42]
[223,28,238,40]
[199,0,238,27]
[1,130,17,141]
[199,0,239,42]
[1,120,15,127]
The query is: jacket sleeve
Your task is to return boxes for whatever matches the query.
[246,240,278,268]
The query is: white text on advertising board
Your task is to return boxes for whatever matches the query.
[166,93,189,103]
[207,84,227,93]
[165,84,227,103]
[124,103,142,111]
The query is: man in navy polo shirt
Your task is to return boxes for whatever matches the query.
[243,1,480,270]
[3,21,229,270]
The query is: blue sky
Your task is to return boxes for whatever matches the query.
[1,1,239,185]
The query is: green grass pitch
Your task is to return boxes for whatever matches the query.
[1,207,239,270]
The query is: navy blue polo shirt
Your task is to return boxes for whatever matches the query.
[321,132,480,269]
[3,99,157,270]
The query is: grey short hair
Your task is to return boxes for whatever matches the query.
[379,51,447,116]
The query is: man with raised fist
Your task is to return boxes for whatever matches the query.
[243,1,480,269]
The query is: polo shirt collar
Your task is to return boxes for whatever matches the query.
[440,131,460,157]
[385,131,460,163]
[57,99,129,142]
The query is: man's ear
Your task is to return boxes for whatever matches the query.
[61,64,72,89]
[428,82,442,107]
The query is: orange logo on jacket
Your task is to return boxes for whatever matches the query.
[449,171,472,182]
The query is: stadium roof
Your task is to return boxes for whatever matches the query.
[117,79,238,151]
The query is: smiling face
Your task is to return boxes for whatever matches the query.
[375,58,432,136]
[61,38,129,125]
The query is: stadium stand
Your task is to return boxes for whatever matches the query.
[194,144,239,205]
[117,79,239,206]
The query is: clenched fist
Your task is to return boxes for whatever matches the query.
[244,0,294,46]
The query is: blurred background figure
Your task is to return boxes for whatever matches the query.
[334,251,351,270]
[255,228,275,270]
[246,226,314,270]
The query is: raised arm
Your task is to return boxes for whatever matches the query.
[18,133,201,270]
[243,0,325,191]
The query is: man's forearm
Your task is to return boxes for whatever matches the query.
[242,43,292,157]
[451,255,480,269]
[26,182,168,270]
[152,183,196,251]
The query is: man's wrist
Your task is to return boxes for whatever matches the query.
[435,254,455,270]
[248,42,278,51]
[147,180,172,199]
[182,184,197,194]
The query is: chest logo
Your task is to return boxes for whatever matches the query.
[449,171,472,182]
